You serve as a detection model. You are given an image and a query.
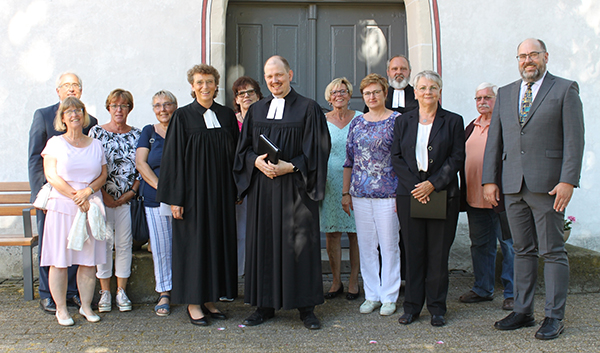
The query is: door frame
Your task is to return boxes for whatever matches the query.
[203,0,440,105]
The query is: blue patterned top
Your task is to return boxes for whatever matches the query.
[343,112,399,198]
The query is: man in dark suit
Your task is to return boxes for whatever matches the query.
[482,38,584,340]
[364,55,418,114]
[28,72,98,313]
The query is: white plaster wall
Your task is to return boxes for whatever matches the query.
[0,0,205,277]
[438,0,600,252]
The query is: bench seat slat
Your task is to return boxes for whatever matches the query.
[0,235,38,246]
[0,182,31,192]
[0,194,31,204]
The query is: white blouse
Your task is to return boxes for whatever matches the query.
[416,123,433,172]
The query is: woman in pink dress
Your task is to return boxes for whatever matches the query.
[41,97,108,326]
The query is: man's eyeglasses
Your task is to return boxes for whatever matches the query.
[516,51,545,62]
[59,83,81,90]
[474,96,494,102]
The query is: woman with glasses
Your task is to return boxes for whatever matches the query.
[42,97,108,325]
[391,71,464,327]
[231,76,263,278]
[135,90,178,316]
[89,89,141,313]
[157,64,239,326]
[343,74,400,316]
[321,77,360,300]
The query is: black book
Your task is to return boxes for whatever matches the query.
[258,134,281,164]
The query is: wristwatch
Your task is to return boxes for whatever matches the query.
[292,164,299,173]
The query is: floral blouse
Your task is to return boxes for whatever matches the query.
[343,111,399,198]
[89,125,141,200]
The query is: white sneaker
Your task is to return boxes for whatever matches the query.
[98,290,112,313]
[116,287,132,312]
[359,300,381,314]
[380,302,397,316]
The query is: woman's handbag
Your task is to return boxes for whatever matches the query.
[33,183,52,210]
[130,183,150,242]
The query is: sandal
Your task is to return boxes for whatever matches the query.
[155,294,170,317]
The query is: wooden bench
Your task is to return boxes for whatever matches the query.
[0,182,38,300]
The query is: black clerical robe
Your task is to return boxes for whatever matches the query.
[234,88,331,310]
[157,100,239,304]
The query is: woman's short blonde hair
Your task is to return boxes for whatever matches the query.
[359,74,388,96]
[324,77,353,102]
[105,88,134,111]
[54,97,91,132]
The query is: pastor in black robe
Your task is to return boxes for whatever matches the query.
[156,100,239,304]
[233,88,331,310]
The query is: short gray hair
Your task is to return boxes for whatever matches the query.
[152,90,178,107]
[412,70,443,89]
[475,82,498,96]
[55,72,82,88]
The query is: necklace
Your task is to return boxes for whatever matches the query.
[64,134,81,146]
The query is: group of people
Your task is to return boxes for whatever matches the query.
[27,37,583,341]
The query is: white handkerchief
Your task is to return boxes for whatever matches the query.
[392,89,405,108]
[266,98,285,120]
[203,109,221,129]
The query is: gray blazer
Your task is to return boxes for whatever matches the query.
[482,72,584,194]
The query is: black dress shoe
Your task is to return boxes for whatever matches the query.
[40,297,56,313]
[535,317,564,340]
[187,306,209,326]
[431,315,446,327]
[494,312,535,330]
[300,311,321,330]
[243,307,275,326]
[398,313,419,325]
[67,294,82,308]
[324,284,344,299]
[346,287,360,301]
[201,304,227,320]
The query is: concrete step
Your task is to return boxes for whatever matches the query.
[97,243,600,304]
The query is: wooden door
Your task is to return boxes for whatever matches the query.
[225,1,408,111]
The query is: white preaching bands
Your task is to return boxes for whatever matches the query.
[203,109,222,129]
[266,97,285,120]
[392,89,405,109]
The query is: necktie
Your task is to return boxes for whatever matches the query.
[520,82,534,126]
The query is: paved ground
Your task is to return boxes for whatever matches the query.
[1,274,599,352]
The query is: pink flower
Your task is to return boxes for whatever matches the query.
[567,216,576,222]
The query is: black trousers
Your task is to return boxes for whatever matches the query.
[396,195,459,316]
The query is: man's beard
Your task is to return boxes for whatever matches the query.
[389,77,409,90]
[520,62,546,82]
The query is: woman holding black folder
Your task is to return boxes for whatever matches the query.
[391,70,465,327]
